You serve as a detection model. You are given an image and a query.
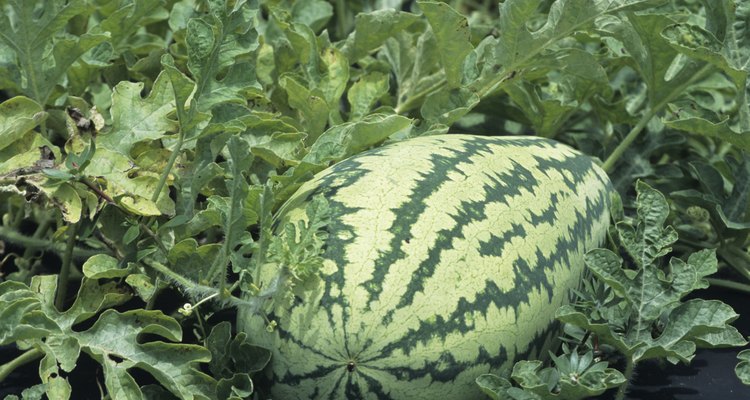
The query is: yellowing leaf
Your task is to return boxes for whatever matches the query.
[98,72,178,157]
[87,148,175,216]
[0,96,46,151]
[83,254,129,279]
[52,183,83,223]
[120,196,162,216]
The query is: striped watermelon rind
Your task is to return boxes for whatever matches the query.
[240,134,613,399]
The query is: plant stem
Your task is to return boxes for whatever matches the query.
[717,247,750,282]
[602,108,657,172]
[602,64,716,172]
[145,279,163,310]
[20,216,53,261]
[152,132,183,204]
[706,278,750,294]
[11,202,24,229]
[139,222,169,257]
[335,0,347,40]
[31,217,53,240]
[194,307,209,343]
[21,37,43,106]
[0,348,44,383]
[80,177,115,204]
[0,225,104,260]
[614,358,635,400]
[143,261,252,308]
[395,77,447,115]
[143,260,195,290]
[55,222,79,310]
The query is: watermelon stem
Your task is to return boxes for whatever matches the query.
[0,224,100,261]
[602,63,715,173]
[0,348,44,383]
[615,358,635,400]
[602,108,656,173]
[55,222,78,310]
[706,278,750,295]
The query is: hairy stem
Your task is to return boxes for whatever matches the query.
[55,222,79,310]
[143,260,195,290]
[143,260,251,308]
[0,348,44,383]
[335,0,347,40]
[194,307,209,343]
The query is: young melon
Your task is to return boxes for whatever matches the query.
[241,134,613,399]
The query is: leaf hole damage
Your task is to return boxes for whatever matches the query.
[108,354,125,363]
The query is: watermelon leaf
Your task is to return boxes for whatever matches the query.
[418,1,473,88]
[737,350,750,386]
[477,347,625,399]
[556,182,747,397]
[304,113,412,165]
[267,194,330,281]
[477,374,538,400]
[341,9,421,62]
[348,72,390,121]
[97,72,178,157]
[4,1,750,398]
[0,0,108,105]
[206,321,271,379]
[0,275,218,400]
[206,136,254,291]
[672,156,750,232]
[0,97,47,152]
[206,322,271,400]
[660,0,750,148]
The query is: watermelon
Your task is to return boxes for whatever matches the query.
[241,134,613,399]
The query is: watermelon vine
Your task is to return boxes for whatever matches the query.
[1,1,750,399]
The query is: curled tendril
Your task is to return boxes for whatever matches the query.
[178,303,194,316]
[178,292,220,317]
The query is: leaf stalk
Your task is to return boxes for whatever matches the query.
[151,132,183,204]
[0,226,102,260]
[0,348,44,383]
[614,358,635,400]
[395,77,447,114]
[707,278,750,294]
[603,64,716,172]
[55,222,78,309]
